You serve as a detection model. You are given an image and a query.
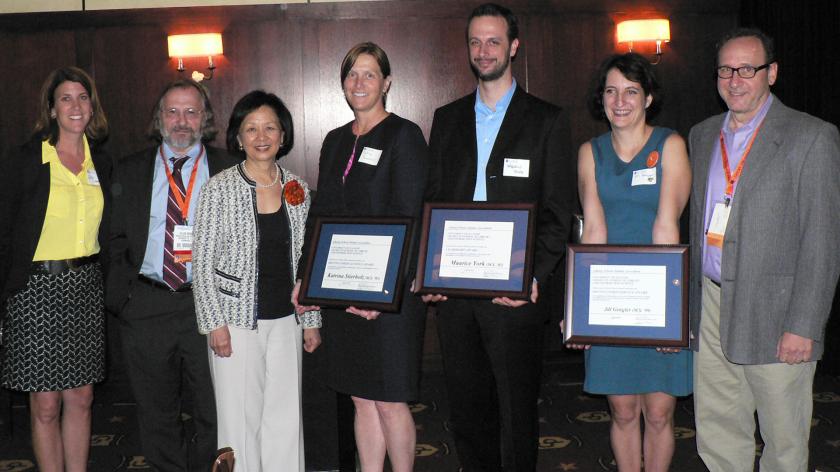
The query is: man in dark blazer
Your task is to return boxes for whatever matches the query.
[689,28,840,472]
[106,79,238,472]
[423,4,576,471]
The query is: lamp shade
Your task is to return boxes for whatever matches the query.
[616,19,670,44]
[168,33,223,58]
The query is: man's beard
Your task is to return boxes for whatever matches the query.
[471,49,511,82]
[162,125,201,150]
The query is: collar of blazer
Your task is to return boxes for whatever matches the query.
[124,144,225,229]
[489,86,529,165]
[459,85,529,163]
[694,96,786,221]
[726,98,785,200]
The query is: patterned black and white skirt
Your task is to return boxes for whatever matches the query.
[1,262,105,392]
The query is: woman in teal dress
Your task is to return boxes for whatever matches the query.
[570,53,691,472]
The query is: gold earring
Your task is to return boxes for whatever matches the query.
[239,143,244,150]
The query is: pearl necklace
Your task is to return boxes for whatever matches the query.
[243,162,280,188]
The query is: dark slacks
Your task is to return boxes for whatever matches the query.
[302,347,357,472]
[118,281,216,472]
[435,297,545,472]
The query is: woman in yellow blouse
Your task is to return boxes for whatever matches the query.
[0,66,110,471]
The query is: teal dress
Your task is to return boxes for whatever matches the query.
[583,127,693,396]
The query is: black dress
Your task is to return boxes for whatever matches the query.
[302,113,428,402]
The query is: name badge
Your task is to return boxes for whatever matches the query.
[87,169,100,185]
[173,225,194,263]
[503,158,530,178]
[358,147,383,166]
[706,202,730,248]
[631,168,657,186]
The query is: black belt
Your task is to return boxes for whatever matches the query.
[709,279,721,288]
[31,254,98,275]
[138,274,192,293]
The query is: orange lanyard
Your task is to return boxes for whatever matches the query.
[159,145,205,223]
[719,120,763,205]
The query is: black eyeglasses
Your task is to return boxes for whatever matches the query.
[717,63,771,79]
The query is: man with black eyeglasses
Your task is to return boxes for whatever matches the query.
[688,27,840,471]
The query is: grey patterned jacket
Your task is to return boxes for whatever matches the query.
[193,162,321,334]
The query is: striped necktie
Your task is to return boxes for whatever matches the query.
[163,156,190,290]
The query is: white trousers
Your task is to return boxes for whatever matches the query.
[208,316,304,472]
[694,277,815,472]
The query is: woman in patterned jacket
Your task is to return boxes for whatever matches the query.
[192,90,320,472]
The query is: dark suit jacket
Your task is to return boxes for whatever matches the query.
[688,97,840,363]
[0,138,112,304]
[300,113,428,273]
[426,86,576,283]
[105,144,239,315]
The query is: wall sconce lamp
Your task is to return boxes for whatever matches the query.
[167,33,223,81]
[616,19,670,64]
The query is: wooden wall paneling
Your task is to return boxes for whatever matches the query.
[0,0,742,183]
[0,30,77,148]
[220,17,307,178]
[300,15,326,187]
[427,17,493,120]
[384,16,471,142]
[90,24,180,159]
[521,12,610,155]
[73,28,95,71]
[658,11,738,137]
[313,19,360,149]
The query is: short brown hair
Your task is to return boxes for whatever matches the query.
[32,66,109,145]
[147,79,218,142]
[716,27,775,65]
[340,42,391,85]
[588,53,662,123]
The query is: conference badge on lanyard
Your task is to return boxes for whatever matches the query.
[706,121,763,249]
[706,203,729,248]
[173,225,194,263]
[161,146,204,263]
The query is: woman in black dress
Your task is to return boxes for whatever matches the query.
[293,42,428,472]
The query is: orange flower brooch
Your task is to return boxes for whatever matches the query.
[284,180,305,206]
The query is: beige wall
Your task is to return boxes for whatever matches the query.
[0,0,81,14]
[0,0,376,14]
[86,0,302,10]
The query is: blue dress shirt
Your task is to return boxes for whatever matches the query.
[473,80,517,201]
[140,142,210,282]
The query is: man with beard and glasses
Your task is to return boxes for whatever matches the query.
[422,3,576,471]
[106,79,239,472]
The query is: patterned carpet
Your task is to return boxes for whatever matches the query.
[1,351,839,471]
